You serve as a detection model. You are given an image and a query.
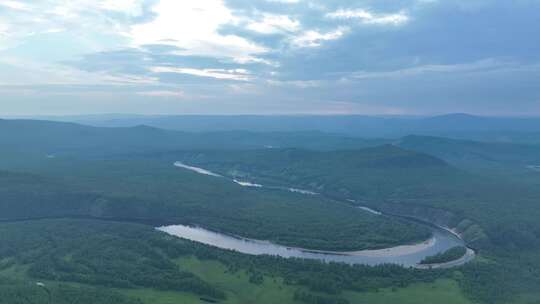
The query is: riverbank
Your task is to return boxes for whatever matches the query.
[170,161,476,268]
[157,222,468,267]
[415,248,476,269]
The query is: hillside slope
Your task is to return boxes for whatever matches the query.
[170,145,540,250]
[0,162,429,252]
[0,119,385,158]
[398,135,540,176]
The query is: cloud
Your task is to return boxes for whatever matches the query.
[0,0,144,51]
[267,79,322,88]
[0,0,31,11]
[291,27,348,47]
[246,14,300,34]
[327,9,409,25]
[265,0,301,3]
[136,90,185,97]
[150,66,253,81]
[130,0,268,62]
[0,22,8,37]
[1,0,540,115]
[98,0,145,16]
[0,55,158,86]
[347,59,513,80]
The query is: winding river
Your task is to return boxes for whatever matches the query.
[161,162,475,268]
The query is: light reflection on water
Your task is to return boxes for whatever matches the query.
[157,223,464,267]
[170,161,469,267]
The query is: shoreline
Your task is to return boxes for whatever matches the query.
[157,223,448,260]
[297,237,437,257]
[414,248,476,269]
[171,161,475,267]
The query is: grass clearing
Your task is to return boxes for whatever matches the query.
[512,293,540,304]
[177,256,298,304]
[177,256,474,304]
[121,289,202,304]
[344,279,473,304]
[0,251,474,304]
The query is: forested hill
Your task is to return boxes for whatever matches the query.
[3,118,540,303]
[168,145,457,198]
[174,145,449,168]
[0,118,174,154]
[171,144,540,251]
[0,160,430,252]
[37,113,540,140]
[0,119,386,156]
[6,118,540,169]
[398,135,540,174]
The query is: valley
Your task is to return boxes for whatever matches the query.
[1,118,540,304]
[3,1,539,302]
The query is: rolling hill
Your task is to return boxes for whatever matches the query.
[30,113,540,142]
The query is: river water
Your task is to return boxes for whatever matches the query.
[162,162,471,267]
[158,221,464,267]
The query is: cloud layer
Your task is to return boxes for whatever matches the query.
[0,0,539,115]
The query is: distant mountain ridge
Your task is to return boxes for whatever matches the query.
[3,118,540,174]
[16,113,540,141]
[0,118,387,158]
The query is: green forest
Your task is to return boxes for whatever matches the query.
[3,0,540,302]
[1,119,540,304]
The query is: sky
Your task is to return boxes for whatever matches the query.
[0,0,539,116]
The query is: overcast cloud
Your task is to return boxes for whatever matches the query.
[0,0,539,115]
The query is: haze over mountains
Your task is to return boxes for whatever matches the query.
[3,116,540,174]
[18,113,540,143]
